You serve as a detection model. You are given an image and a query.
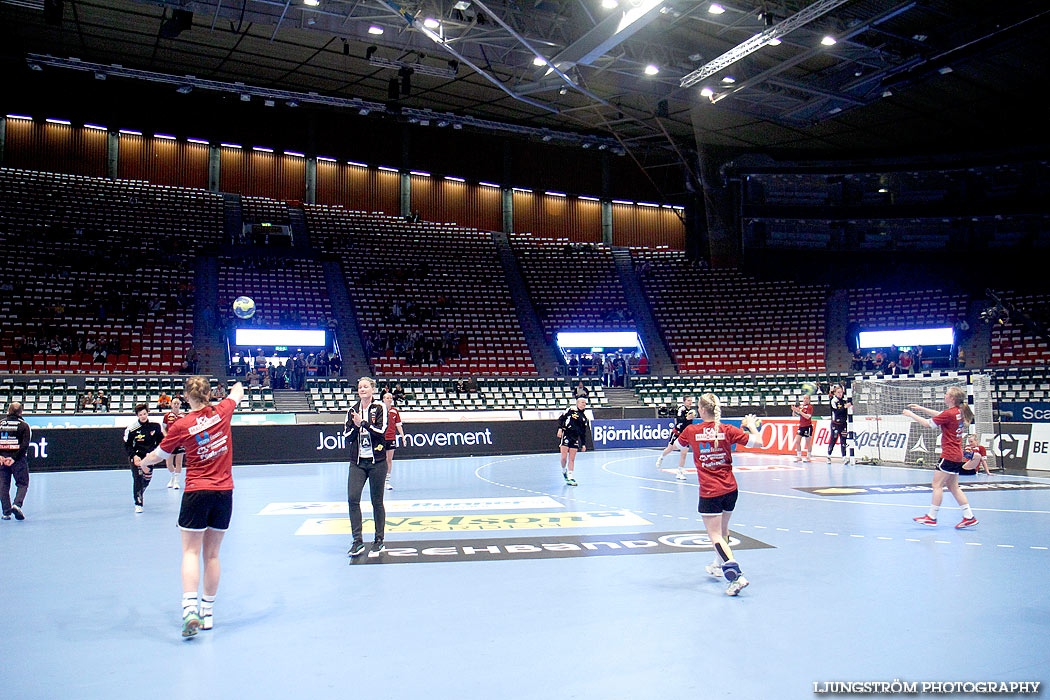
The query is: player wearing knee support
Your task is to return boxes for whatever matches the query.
[677,394,763,596]
[903,386,978,529]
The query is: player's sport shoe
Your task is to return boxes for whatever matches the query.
[172,480,180,490]
[704,563,723,579]
[371,540,386,554]
[135,505,144,514]
[348,541,367,557]
[655,456,664,469]
[1,514,10,520]
[11,505,25,521]
[181,611,201,638]
[725,576,750,596]
[200,612,213,630]
[565,476,578,486]
[675,469,687,481]
[385,477,393,491]
[955,517,978,530]
[913,515,937,526]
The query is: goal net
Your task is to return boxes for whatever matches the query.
[850,374,996,468]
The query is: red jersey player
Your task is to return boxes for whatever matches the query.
[903,386,978,529]
[382,391,405,490]
[790,393,815,462]
[161,396,185,489]
[677,393,763,596]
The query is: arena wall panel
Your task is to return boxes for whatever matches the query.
[409,176,501,232]
[315,161,400,214]
[4,120,107,177]
[611,203,685,249]
[512,191,601,241]
[117,137,208,189]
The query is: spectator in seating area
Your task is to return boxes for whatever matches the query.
[254,348,267,370]
[329,352,342,376]
[636,353,648,375]
[93,391,110,412]
[956,348,966,368]
[914,345,924,367]
[465,377,480,395]
[158,393,172,410]
[317,352,329,377]
[77,393,90,412]
[392,384,405,404]
[852,348,865,372]
[211,382,227,402]
[899,350,913,374]
[603,356,614,387]
[613,354,627,387]
[574,381,589,400]
[885,360,900,377]
[872,351,884,373]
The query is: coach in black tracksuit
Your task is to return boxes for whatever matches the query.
[1,402,32,521]
[344,377,389,556]
[124,403,164,511]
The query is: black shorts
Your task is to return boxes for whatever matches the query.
[797,425,813,438]
[937,459,970,475]
[385,438,397,452]
[178,490,233,531]
[698,490,738,514]
[170,447,186,456]
[667,428,683,446]
[560,435,582,450]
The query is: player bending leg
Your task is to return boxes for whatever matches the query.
[656,395,694,480]
[557,397,590,486]
[903,386,979,529]
[677,394,763,596]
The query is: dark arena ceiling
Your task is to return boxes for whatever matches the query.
[2,0,1049,159]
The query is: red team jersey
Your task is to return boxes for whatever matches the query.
[385,406,402,441]
[931,406,965,462]
[797,402,814,427]
[158,398,236,491]
[162,411,182,432]
[677,421,750,497]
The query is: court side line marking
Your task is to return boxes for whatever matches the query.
[640,486,673,493]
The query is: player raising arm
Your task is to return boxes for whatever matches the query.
[677,393,763,596]
[656,395,695,480]
[791,393,815,462]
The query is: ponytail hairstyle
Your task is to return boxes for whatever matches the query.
[183,375,212,407]
[947,386,974,425]
[699,392,721,448]
[829,383,842,398]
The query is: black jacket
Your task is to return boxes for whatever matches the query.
[124,420,164,460]
[0,418,31,462]
[343,399,388,462]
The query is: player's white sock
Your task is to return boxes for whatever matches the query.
[927,505,940,520]
[961,504,973,519]
[182,592,199,616]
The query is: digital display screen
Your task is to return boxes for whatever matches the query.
[234,329,327,347]
[556,331,640,349]
[858,328,954,349]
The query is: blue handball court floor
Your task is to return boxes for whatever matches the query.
[1,449,1048,700]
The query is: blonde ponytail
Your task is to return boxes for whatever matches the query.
[947,386,974,425]
[699,392,721,448]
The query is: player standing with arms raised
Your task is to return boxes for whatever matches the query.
[655,395,694,480]
[677,393,763,596]
[557,396,590,486]
[791,393,815,462]
[904,386,978,529]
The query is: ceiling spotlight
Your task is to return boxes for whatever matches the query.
[453,1,471,9]
[881,89,893,98]
[542,134,552,142]
[821,35,837,46]
[533,56,547,67]
[287,100,299,107]
[598,144,608,150]
[303,0,319,5]
[437,120,449,127]
[582,143,592,149]
[28,62,43,71]
[721,75,735,83]
[368,25,384,35]
[708,3,725,14]
[559,87,568,95]
[176,85,193,94]
[423,17,440,29]
[239,93,250,102]
[767,37,782,46]
[601,0,618,8]
[359,107,370,115]
[689,53,703,62]
[264,99,275,107]
[938,66,953,74]
[644,64,659,76]
[307,16,316,25]
[700,86,714,97]
[94,71,106,80]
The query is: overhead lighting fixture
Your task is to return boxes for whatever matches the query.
[358,108,370,116]
[5,114,32,120]
[452,123,463,130]
[94,71,106,80]
[612,199,633,205]
[253,146,274,152]
[512,187,532,194]
[581,143,592,149]
[912,34,927,42]
[559,87,568,95]
[176,85,193,94]
[284,151,305,157]
[154,133,176,140]
[821,35,837,46]
[368,25,384,35]
[938,66,953,75]
[28,62,43,71]
[708,3,725,14]
[45,118,71,125]
[722,76,735,83]
[546,191,566,198]
[437,120,449,127]
[453,1,471,9]
[119,129,143,136]
[637,202,659,207]
[881,89,893,98]
[601,0,618,9]
[220,143,242,149]
[84,124,107,131]
[444,176,465,182]
[828,107,842,114]
[878,188,889,194]
[767,37,782,46]
[347,160,368,167]
[579,195,599,202]
[239,93,251,101]
[700,86,714,97]
[423,18,440,29]
[303,0,319,5]
[533,56,547,67]
[264,99,276,107]
[286,100,298,108]
[317,156,337,162]
[541,135,552,142]
[644,64,659,76]
[479,181,500,188]
[188,138,209,144]
[410,170,431,177]
[377,165,399,172]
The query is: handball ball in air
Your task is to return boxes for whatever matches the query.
[800,381,819,396]
[233,296,256,319]
[916,457,925,466]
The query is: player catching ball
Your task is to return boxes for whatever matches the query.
[791,393,815,462]
[827,385,851,463]
[677,393,763,596]
[557,396,590,486]
[136,377,244,638]
[903,386,978,529]
[656,395,695,480]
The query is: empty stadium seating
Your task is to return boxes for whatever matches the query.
[989,292,1050,367]
[849,287,967,330]
[241,196,290,224]
[218,256,333,328]
[633,373,852,410]
[510,234,631,336]
[632,249,828,373]
[306,205,536,376]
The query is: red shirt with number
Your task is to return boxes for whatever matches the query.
[162,410,182,433]
[385,406,402,441]
[158,398,236,491]
[677,422,750,497]
[931,406,965,462]
[797,402,814,428]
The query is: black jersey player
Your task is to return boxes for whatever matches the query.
[557,397,591,486]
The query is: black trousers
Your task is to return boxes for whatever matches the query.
[348,458,388,543]
[828,423,848,457]
[131,462,153,506]
[1,457,29,516]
